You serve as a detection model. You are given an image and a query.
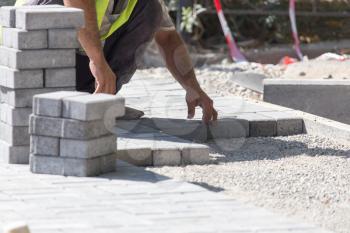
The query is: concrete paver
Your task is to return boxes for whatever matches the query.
[0,163,332,233]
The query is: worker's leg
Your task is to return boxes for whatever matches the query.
[103,0,162,93]
[75,0,163,93]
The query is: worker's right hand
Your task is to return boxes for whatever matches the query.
[89,60,117,94]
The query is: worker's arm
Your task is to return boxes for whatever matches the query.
[155,30,218,123]
[63,0,116,94]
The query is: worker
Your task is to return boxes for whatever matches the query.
[17,0,217,123]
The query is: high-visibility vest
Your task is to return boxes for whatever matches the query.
[1,0,138,42]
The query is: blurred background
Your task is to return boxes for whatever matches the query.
[3,0,350,63]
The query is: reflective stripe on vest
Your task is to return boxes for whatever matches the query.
[97,0,138,40]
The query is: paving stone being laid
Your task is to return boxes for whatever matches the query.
[30,92,125,176]
[113,73,306,167]
[0,5,84,164]
[118,73,305,142]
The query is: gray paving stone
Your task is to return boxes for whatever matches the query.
[60,135,117,159]
[45,68,76,88]
[30,135,59,156]
[0,122,29,146]
[0,66,43,89]
[0,140,29,164]
[29,114,111,139]
[0,103,31,126]
[0,5,64,28]
[116,120,161,134]
[181,145,210,165]
[138,118,208,142]
[62,118,112,140]
[116,132,212,166]
[0,46,76,69]
[153,149,181,166]
[48,29,79,49]
[235,113,277,137]
[249,120,277,137]
[62,155,101,177]
[117,147,153,167]
[2,27,47,50]
[16,7,84,30]
[30,153,115,177]
[0,86,75,108]
[30,154,63,175]
[29,115,111,147]
[260,111,304,136]
[33,91,87,118]
[0,6,16,27]
[29,114,63,138]
[208,118,249,140]
[62,94,125,121]
[100,153,116,174]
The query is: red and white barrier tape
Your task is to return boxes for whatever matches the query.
[289,0,304,60]
[213,0,247,62]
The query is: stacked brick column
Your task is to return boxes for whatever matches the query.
[30,91,125,177]
[0,5,84,164]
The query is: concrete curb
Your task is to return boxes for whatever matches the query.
[263,79,350,124]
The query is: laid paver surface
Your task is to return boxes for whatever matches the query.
[115,73,304,166]
[0,162,331,233]
[117,73,303,138]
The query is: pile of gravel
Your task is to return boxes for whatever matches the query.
[148,135,350,233]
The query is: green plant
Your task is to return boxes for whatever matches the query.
[180,4,206,33]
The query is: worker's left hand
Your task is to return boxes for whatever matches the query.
[186,90,218,124]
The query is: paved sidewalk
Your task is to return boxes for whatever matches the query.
[114,73,304,166]
[0,162,332,233]
[117,73,304,141]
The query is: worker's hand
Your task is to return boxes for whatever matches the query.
[186,89,218,124]
[89,60,117,94]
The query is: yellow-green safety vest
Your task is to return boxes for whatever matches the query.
[1,0,138,43]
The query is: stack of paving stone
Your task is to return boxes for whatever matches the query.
[0,5,84,164]
[30,91,125,177]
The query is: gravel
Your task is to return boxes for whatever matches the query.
[147,135,350,233]
[138,62,284,100]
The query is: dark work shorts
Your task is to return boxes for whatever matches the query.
[24,0,163,93]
